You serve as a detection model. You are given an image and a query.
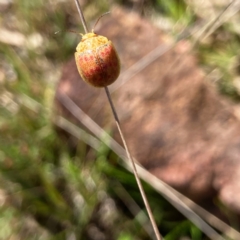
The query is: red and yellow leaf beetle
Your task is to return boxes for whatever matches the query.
[74,14,120,87]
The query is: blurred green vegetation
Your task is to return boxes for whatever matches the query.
[0,0,239,239]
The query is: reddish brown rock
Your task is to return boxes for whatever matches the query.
[55,6,240,214]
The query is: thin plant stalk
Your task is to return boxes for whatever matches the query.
[73,0,162,239]
[104,88,162,240]
[74,0,89,33]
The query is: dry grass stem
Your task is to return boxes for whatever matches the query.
[56,110,239,240]
[104,87,162,240]
[73,0,162,239]
[54,92,236,240]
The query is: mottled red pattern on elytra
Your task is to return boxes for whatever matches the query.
[75,41,120,87]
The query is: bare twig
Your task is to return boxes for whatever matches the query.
[104,87,162,240]
[73,0,162,239]
[74,0,89,33]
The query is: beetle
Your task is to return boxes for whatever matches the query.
[75,30,120,87]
